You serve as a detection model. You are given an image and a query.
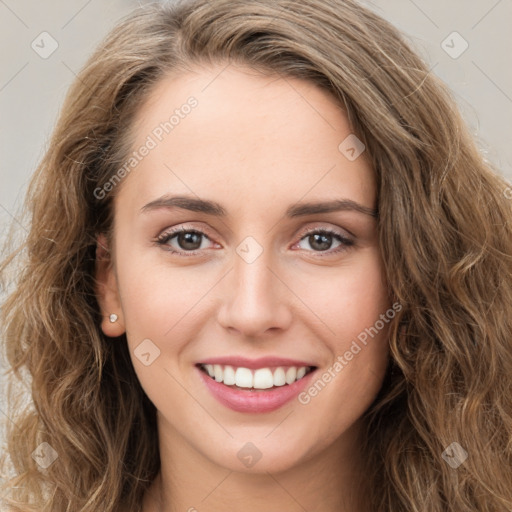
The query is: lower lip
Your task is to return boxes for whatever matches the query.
[197,366,316,413]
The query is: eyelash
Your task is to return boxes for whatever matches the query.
[154,225,355,258]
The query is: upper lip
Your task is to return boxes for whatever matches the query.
[196,356,317,369]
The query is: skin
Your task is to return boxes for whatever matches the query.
[95,63,391,512]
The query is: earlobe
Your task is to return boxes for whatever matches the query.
[95,233,125,337]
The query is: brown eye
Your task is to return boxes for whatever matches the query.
[174,231,203,251]
[306,233,334,251]
[156,228,213,254]
[296,228,354,255]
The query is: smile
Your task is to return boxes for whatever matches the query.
[196,359,318,413]
[198,363,315,390]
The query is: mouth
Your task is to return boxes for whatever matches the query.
[196,363,317,392]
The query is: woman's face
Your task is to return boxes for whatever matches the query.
[96,64,391,473]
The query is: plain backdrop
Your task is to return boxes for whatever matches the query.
[1,0,511,446]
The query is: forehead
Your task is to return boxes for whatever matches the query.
[115,64,375,215]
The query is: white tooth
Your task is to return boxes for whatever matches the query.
[253,368,274,389]
[296,366,307,380]
[285,367,297,384]
[235,367,253,388]
[205,364,215,378]
[223,365,236,385]
[214,364,223,382]
[273,367,286,386]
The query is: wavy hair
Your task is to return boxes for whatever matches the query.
[1,0,511,510]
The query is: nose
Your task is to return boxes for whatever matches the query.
[216,246,293,338]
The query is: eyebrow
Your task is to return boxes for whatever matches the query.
[140,195,378,218]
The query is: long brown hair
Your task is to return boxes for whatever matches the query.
[1,0,511,510]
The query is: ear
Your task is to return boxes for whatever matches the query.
[95,233,125,337]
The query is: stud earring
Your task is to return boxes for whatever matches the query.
[109,313,118,323]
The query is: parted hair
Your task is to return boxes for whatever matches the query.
[1,0,511,510]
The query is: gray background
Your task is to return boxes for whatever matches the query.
[0,0,511,453]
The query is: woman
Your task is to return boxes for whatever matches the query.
[1,0,511,510]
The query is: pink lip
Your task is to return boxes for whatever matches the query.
[196,366,317,413]
[197,355,316,370]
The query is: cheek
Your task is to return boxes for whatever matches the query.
[291,250,389,341]
[115,250,210,340]
[114,256,203,409]
[291,251,390,421]
[340,260,389,338]
[332,254,391,395]
[298,305,390,449]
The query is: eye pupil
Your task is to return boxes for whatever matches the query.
[309,233,331,251]
[178,231,202,250]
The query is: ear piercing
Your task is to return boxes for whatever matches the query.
[109,313,118,323]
